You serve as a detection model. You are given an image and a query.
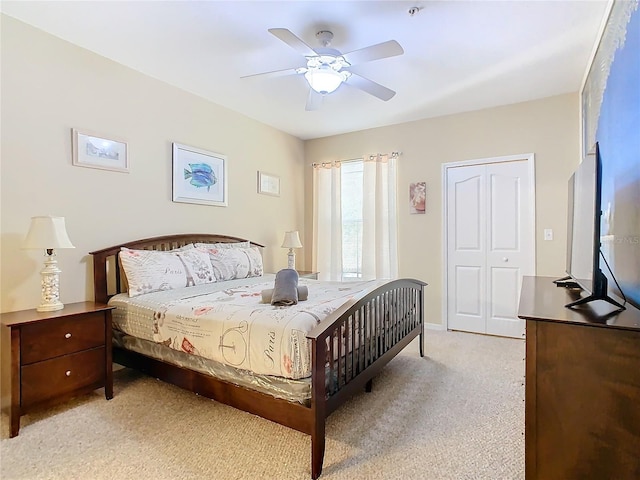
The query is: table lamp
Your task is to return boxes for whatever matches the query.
[281,230,302,270]
[23,216,75,312]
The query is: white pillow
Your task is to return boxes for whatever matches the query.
[119,247,215,297]
[197,245,263,281]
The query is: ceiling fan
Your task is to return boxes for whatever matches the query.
[243,28,404,110]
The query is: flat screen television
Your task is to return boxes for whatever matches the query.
[555,172,575,284]
[562,142,625,311]
[589,3,639,310]
[599,139,640,311]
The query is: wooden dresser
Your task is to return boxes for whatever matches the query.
[1,301,114,437]
[518,276,640,479]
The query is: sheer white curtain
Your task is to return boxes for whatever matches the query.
[361,154,398,280]
[313,162,343,281]
[313,154,398,282]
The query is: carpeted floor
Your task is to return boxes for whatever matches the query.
[0,329,525,480]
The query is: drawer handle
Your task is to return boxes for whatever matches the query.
[64,333,72,339]
[65,370,71,377]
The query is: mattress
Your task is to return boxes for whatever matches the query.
[109,274,384,380]
[112,330,312,404]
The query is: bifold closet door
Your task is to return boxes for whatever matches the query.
[446,160,533,338]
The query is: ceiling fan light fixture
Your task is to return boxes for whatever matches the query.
[304,67,348,94]
[256,28,401,108]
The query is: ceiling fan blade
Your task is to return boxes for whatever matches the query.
[341,40,404,66]
[346,73,396,101]
[240,67,299,79]
[268,28,318,58]
[305,89,323,111]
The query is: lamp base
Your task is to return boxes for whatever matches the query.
[287,250,296,270]
[37,301,64,312]
[38,252,65,312]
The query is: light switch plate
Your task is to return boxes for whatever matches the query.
[544,229,553,241]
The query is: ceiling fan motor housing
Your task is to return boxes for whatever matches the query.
[315,30,334,47]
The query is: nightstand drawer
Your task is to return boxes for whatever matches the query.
[21,312,105,364]
[21,347,106,408]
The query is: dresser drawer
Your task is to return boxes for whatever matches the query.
[21,312,106,364]
[21,347,106,408]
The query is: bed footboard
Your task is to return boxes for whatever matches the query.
[307,278,427,479]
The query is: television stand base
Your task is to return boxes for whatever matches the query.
[565,269,626,313]
[566,293,626,312]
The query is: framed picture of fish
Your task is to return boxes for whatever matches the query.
[72,128,128,172]
[257,171,280,196]
[172,143,228,207]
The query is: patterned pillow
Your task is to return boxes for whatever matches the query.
[198,245,263,281]
[118,244,195,292]
[119,247,215,297]
[195,241,250,250]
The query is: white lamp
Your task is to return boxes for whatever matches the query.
[281,231,303,270]
[23,216,75,312]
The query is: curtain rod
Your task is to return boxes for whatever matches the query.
[312,151,402,168]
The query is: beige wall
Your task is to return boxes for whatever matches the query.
[0,16,306,313]
[1,15,583,328]
[305,93,581,327]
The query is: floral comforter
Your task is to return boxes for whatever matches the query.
[109,275,383,379]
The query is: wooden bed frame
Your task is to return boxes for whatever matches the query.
[90,233,426,478]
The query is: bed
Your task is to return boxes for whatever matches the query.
[90,233,426,478]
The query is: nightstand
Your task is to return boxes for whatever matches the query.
[298,271,319,280]
[1,301,114,437]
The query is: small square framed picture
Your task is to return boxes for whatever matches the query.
[72,128,128,172]
[257,171,280,196]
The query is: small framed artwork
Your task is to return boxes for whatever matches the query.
[172,143,228,207]
[409,182,426,214]
[72,128,128,172]
[257,171,280,196]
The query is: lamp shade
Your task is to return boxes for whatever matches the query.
[23,216,75,249]
[281,231,303,249]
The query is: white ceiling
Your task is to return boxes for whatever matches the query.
[1,1,609,140]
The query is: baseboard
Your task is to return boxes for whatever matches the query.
[425,322,446,331]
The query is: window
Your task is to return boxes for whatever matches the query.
[341,161,363,279]
[313,154,398,282]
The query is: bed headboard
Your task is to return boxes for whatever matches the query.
[89,233,264,304]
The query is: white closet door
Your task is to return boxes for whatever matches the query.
[447,159,533,338]
[485,160,533,337]
[447,164,487,334]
